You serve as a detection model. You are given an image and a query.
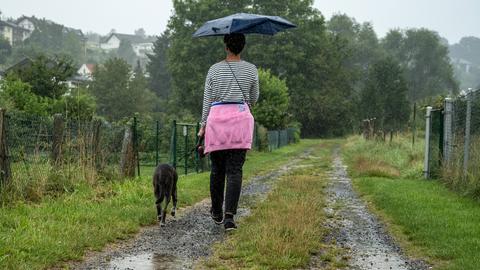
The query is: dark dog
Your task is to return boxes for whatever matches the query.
[153,164,178,226]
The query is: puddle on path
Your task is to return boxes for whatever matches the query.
[110,253,184,270]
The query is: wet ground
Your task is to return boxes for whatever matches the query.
[320,148,430,270]
[72,153,307,270]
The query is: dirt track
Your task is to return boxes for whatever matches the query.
[72,153,308,270]
[72,146,430,270]
[321,149,430,270]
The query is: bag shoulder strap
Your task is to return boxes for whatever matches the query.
[225,61,249,103]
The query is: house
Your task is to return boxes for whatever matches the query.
[16,16,35,32]
[15,16,35,40]
[2,57,33,74]
[100,33,155,57]
[0,20,30,46]
[451,57,474,74]
[77,64,95,80]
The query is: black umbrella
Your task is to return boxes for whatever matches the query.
[193,13,296,37]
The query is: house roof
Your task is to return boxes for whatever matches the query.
[15,15,34,24]
[102,33,156,44]
[86,64,95,72]
[3,57,33,74]
[64,27,84,38]
[78,63,96,73]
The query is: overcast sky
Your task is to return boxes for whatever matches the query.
[1,0,478,44]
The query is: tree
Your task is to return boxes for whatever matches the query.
[91,58,130,120]
[0,74,49,115]
[450,36,480,66]
[359,57,410,132]
[117,40,137,66]
[12,54,76,98]
[51,88,97,121]
[19,17,84,64]
[166,0,354,137]
[129,61,157,115]
[382,29,458,101]
[449,36,480,89]
[252,69,290,129]
[147,33,172,99]
[91,58,156,121]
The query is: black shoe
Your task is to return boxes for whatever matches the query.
[210,210,223,225]
[224,216,237,231]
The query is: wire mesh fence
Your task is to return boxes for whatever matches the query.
[169,121,202,175]
[0,109,301,203]
[425,89,480,197]
[0,111,129,202]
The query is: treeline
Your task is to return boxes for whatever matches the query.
[147,0,458,137]
[1,0,459,138]
[450,36,480,89]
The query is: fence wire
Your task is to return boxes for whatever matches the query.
[442,89,480,196]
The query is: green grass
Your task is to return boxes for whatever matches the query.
[0,140,316,270]
[202,141,347,269]
[343,135,480,270]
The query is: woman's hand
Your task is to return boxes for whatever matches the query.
[198,126,205,137]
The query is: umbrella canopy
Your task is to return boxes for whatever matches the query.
[192,13,296,37]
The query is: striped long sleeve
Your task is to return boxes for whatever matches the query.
[201,60,259,127]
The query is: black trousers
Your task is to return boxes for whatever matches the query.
[210,149,247,216]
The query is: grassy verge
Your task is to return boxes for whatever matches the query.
[202,141,346,269]
[343,135,480,270]
[0,140,317,270]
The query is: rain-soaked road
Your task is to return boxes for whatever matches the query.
[319,148,429,270]
[72,146,430,270]
[72,152,309,270]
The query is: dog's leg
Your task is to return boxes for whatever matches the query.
[155,194,164,222]
[161,192,171,226]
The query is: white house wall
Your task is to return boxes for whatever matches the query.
[100,35,121,50]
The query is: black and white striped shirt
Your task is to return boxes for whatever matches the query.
[201,60,259,127]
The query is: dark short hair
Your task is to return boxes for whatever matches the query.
[223,33,246,55]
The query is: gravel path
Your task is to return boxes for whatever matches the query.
[72,152,308,270]
[321,148,430,270]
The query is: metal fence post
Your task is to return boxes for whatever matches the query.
[156,120,159,166]
[277,130,281,149]
[424,106,433,179]
[443,98,453,164]
[463,92,472,178]
[133,117,140,177]
[171,120,177,169]
[184,125,188,175]
[412,103,417,146]
[195,122,200,173]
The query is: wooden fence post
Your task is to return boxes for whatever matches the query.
[0,109,11,184]
[120,126,135,177]
[51,114,64,165]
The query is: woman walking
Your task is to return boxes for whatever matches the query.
[198,33,259,231]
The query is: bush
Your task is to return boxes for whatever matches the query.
[252,69,290,130]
